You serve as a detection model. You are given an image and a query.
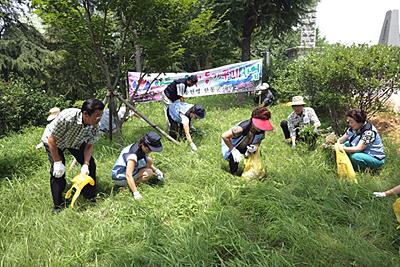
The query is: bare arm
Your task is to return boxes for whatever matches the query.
[48,135,61,162]
[125,160,138,193]
[342,140,366,153]
[221,129,235,151]
[385,185,400,196]
[183,122,193,144]
[291,136,296,146]
[83,144,93,165]
[337,133,349,144]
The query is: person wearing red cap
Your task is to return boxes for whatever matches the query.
[221,107,273,175]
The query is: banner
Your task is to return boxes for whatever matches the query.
[127,59,263,102]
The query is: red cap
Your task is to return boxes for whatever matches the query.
[252,118,273,131]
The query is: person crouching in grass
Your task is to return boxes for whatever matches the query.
[112,131,164,200]
[221,107,273,175]
[167,102,206,151]
[337,108,385,171]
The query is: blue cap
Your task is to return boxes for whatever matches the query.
[144,131,163,152]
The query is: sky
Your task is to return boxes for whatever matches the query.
[316,0,400,44]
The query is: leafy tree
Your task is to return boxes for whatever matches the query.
[0,0,54,83]
[210,0,317,61]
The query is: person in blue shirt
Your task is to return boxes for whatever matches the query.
[337,108,385,171]
[167,101,206,151]
[112,131,164,200]
[162,75,198,125]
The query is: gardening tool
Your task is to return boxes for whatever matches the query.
[65,173,95,208]
[334,143,357,183]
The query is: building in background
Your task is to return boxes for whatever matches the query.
[287,10,318,59]
[378,10,400,46]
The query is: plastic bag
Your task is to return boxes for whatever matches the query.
[65,173,95,208]
[393,198,400,229]
[334,143,357,183]
[242,148,265,180]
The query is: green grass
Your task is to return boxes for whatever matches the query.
[1,94,400,266]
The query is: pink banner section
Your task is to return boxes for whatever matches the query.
[128,59,263,102]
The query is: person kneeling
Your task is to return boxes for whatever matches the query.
[337,108,385,172]
[167,102,206,151]
[221,107,273,175]
[111,131,164,200]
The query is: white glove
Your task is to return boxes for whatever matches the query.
[155,168,164,181]
[373,192,386,198]
[133,191,142,200]
[246,145,257,154]
[35,143,44,149]
[80,164,90,175]
[190,142,198,151]
[53,161,66,178]
[230,148,243,163]
[313,127,318,134]
[291,143,296,149]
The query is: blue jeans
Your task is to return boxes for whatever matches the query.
[344,142,384,171]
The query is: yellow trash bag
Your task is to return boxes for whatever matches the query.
[242,148,265,180]
[65,173,95,208]
[334,143,357,183]
[393,198,400,229]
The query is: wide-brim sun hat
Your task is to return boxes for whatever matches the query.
[252,118,273,131]
[47,107,61,121]
[259,83,269,90]
[290,95,306,106]
[144,131,163,152]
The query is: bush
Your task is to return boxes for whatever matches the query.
[0,80,70,136]
[274,44,400,133]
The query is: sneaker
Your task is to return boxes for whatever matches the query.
[52,206,62,214]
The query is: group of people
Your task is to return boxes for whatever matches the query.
[280,95,385,172]
[39,76,392,214]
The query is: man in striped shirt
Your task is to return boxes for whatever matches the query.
[41,99,105,213]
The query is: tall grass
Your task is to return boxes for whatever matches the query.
[0,95,399,266]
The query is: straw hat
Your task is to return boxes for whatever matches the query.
[290,96,306,106]
[259,83,269,90]
[47,107,61,121]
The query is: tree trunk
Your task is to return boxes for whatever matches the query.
[241,6,257,62]
[241,32,252,62]
[329,105,340,135]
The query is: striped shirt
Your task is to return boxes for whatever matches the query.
[41,108,100,150]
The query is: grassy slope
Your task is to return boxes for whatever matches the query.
[0,95,399,266]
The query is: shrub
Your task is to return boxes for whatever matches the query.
[0,80,70,136]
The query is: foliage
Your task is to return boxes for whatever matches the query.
[274,44,400,133]
[0,79,70,136]
[0,0,55,83]
[298,124,318,148]
[210,0,318,61]
[181,7,227,70]
[0,96,400,266]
